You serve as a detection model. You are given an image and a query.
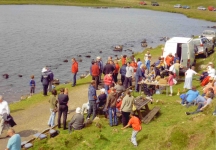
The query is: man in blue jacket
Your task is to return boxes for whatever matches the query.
[135,64,146,92]
[86,80,97,120]
[120,62,127,85]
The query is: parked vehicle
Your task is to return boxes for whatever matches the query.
[174,4,182,8]
[197,6,206,10]
[182,5,190,9]
[163,37,195,73]
[202,30,216,46]
[151,1,159,6]
[193,37,214,58]
[208,6,215,11]
[139,1,147,5]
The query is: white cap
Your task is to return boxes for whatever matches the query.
[76,107,81,113]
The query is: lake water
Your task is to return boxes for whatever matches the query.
[0,5,215,103]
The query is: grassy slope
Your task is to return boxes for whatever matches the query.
[0,0,216,22]
[30,45,216,150]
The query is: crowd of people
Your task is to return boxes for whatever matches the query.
[1,49,216,149]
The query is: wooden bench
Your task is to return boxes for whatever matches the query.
[142,107,160,124]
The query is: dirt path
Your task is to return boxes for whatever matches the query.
[0,84,90,149]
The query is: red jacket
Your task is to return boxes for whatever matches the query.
[114,63,120,74]
[71,61,78,73]
[91,64,100,76]
[103,74,113,85]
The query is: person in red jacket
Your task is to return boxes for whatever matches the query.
[113,60,120,83]
[165,53,174,69]
[103,72,113,95]
[71,58,78,87]
[90,60,100,90]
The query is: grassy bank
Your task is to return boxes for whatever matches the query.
[23,45,216,150]
[0,0,216,22]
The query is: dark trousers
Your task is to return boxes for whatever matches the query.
[124,77,132,89]
[113,73,118,83]
[58,105,68,129]
[121,75,125,84]
[188,103,203,115]
[92,75,99,90]
[122,111,130,126]
[43,84,48,96]
[87,100,97,120]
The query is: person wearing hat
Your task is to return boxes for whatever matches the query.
[68,107,85,133]
[90,60,100,90]
[41,67,51,96]
[121,112,142,147]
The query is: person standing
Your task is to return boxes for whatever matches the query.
[86,81,97,120]
[183,66,199,91]
[103,60,115,75]
[135,65,145,92]
[48,89,58,127]
[124,62,134,89]
[103,72,114,95]
[71,58,78,87]
[105,87,118,127]
[0,95,10,135]
[120,90,134,127]
[144,51,151,64]
[58,88,69,130]
[174,60,180,80]
[113,60,120,83]
[90,60,100,90]
[145,56,151,74]
[41,67,50,96]
[96,56,103,82]
[165,53,174,69]
[6,129,21,150]
[120,62,127,85]
[173,53,179,63]
[167,72,174,96]
[121,112,142,147]
[47,67,54,92]
[29,75,36,96]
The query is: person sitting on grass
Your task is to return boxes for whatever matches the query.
[181,86,199,105]
[68,107,85,133]
[202,77,216,95]
[121,112,142,147]
[186,93,213,115]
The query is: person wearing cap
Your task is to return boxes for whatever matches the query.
[97,88,107,108]
[96,56,103,82]
[68,107,85,133]
[86,80,97,120]
[121,112,142,147]
[57,88,69,130]
[120,90,134,127]
[71,58,78,87]
[41,67,51,96]
[165,53,174,69]
[90,60,100,90]
[0,95,10,135]
[105,87,118,127]
[124,62,134,89]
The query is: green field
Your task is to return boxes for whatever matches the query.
[0,0,216,22]
[17,45,216,150]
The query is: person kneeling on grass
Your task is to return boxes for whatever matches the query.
[121,112,142,147]
[186,93,212,115]
[68,107,85,133]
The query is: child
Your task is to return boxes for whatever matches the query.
[121,112,142,147]
[29,75,35,96]
[167,72,174,96]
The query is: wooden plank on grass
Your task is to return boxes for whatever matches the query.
[142,107,160,124]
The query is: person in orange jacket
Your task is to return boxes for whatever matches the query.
[71,58,78,87]
[130,60,138,72]
[113,60,120,83]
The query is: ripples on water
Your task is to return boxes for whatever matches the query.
[0,5,215,103]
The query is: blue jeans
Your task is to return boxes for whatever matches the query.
[72,73,77,86]
[48,109,56,127]
[104,84,109,95]
[135,76,139,92]
[108,107,118,126]
[87,101,97,120]
[131,130,139,146]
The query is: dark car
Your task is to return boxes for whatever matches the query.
[151,1,159,6]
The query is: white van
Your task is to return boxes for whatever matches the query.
[163,37,195,72]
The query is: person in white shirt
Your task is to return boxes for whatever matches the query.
[144,51,151,64]
[124,62,134,89]
[183,66,200,91]
[207,62,215,77]
[0,95,10,135]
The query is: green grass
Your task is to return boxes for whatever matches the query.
[30,46,216,150]
[0,0,216,22]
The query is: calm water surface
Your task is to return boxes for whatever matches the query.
[0,5,215,102]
